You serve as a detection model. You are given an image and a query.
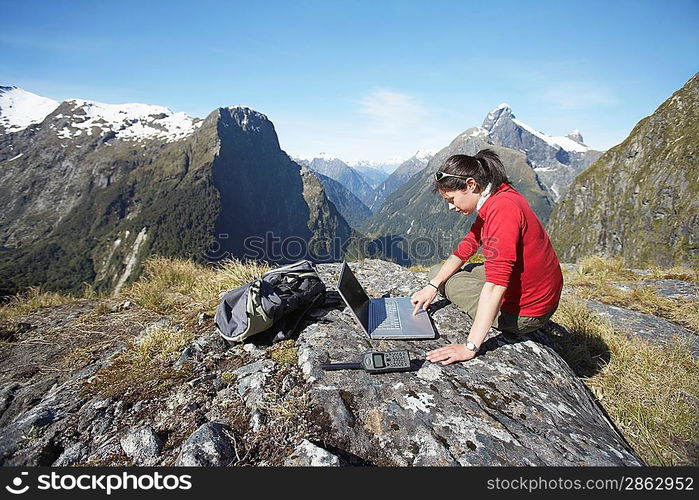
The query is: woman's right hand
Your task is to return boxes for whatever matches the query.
[411,285,439,316]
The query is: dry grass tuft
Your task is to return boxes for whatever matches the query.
[86,256,272,402]
[0,286,78,323]
[85,324,193,402]
[407,265,428,273]
[123,256,272,316]
[551,297,699,465]
[563,256,699,333]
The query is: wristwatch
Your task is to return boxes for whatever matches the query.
[465,341,479,353]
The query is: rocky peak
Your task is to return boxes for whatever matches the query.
[481,102,513,131]
[222,106,271,133]
[413,148,437,162]
[566,129,585,144]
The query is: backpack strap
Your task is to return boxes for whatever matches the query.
[270,288,327,343]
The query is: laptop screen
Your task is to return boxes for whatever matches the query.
[337,262,370,331]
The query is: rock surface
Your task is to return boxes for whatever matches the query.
[283,439,340,466]
[299,261,642,465]
[120,426,163,466]
[175,422,236,466]
[586,300,699,359]
[0,260,646,466]
[611,279,698,300]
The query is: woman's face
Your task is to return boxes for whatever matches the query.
[439,180,481,216]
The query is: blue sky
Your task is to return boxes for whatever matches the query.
[1,0,697,162]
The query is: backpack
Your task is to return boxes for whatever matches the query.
[214,259,326,343]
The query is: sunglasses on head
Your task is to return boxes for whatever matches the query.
[434,171,473,183]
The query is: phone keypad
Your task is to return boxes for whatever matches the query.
[384,350,411,368]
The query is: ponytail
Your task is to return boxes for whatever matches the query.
[474,149,511,189]
[434,148,512,192]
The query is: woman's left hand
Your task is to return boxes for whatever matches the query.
[426,344,476,365]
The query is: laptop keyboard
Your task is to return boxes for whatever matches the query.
[371,300,402,331]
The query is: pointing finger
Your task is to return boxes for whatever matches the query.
[412,300,423,316]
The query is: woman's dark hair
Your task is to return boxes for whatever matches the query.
[433,148,512,193]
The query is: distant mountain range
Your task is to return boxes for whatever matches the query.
[358,104,603,265]
[6,78,690,295]
[294,154,377,208]
[369,149,436,210]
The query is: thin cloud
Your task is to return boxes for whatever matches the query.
[543,82,616,110]
[274,89,463,162]
[357,89,428,137]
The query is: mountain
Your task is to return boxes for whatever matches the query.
[547,72,699,268]
[351,164,389,188]
[482,103,603,201]
[0,87,354,296]
[369,149,435,210]
[349,159,403,174]
[359,132,554,266]
[303,168,372,230]
[295,153,376,208]
[0,86,60,133]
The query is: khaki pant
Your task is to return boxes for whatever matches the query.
[428,262,556,336]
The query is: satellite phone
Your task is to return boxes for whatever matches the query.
[321,350,413,374]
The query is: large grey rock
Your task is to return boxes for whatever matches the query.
[0,258,652,466]
[53,442,89,466]
[175,421,236,466]
[297,260,643,466]
[120,426,163,466]
[586,300,698,358]
[284,439,340,466]
[611,279,698,301]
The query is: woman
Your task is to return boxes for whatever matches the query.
[410,149,563,365]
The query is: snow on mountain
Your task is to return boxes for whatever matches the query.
[413,149,437,162]
[55,98,202,142]
[511,117,588,153]
[483,103,590,153]
[223,105,269,132]
[1,86,205,142]
[0,86,60,132]
[566,129,585,144]
[298,152,342,162]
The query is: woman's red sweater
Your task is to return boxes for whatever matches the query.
[452,182,563,317]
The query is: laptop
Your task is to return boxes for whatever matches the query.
[336,261,436,340]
